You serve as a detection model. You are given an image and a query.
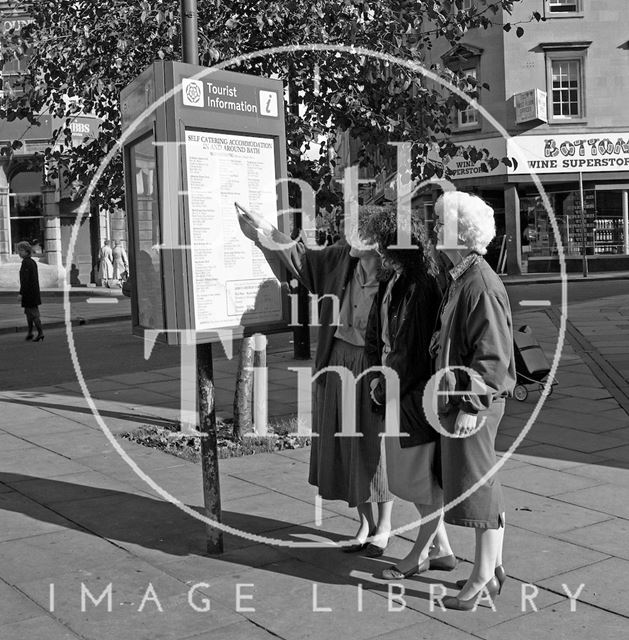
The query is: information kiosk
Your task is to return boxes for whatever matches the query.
[120,62,290,344]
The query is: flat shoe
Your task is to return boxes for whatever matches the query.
[379,558,429,580]
[342,541,369,553]
[429,554,458,571]
[341,529,375,553]
[363,542,387,558]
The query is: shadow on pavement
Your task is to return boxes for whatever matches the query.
[0,472,464,601]
[0,396,175,429]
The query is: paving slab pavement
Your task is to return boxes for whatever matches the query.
[0,295,628,638]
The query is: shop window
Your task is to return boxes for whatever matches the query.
[520,189,626,259]
[546,0,582,15]
[9,170,44,254]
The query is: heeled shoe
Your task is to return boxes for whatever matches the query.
[456,566,506,593]
[443,576,500,611]
[25,334,34,341]
[494,565,507,594]
[33,334,45,342]
[342,529,375,553]
[379,557,430,580]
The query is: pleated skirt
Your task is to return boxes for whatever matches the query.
[308,339,393,507]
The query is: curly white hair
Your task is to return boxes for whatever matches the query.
[435,191,496,255]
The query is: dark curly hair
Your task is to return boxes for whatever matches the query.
[361,204,439,283]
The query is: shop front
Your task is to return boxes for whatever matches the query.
[519,183,629,272]
[447,132,629,274]
[0,114,124,288]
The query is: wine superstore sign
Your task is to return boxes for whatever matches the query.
[445,132,629,179]
[508,133,629,174]
[181,77,279,118]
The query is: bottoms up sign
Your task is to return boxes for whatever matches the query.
[120,62,290,345]
[508,132,629,174]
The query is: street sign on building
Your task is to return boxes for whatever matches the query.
[514,89,548,125]
[435,137,510,179]
[120,62,290,345]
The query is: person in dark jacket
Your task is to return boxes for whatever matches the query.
[237,205,394,555]
[17,241,44,341]
[362,208,456,580]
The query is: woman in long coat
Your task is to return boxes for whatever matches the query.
[98,239,114,286]
[432,191,516,610]
[237,207,393,554]
[17,241,44,341]
[112,240,129,282]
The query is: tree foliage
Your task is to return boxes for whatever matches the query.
[1,0,526,209]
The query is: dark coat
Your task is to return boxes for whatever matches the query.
[256,232,358,372]
[365,273,442,448]
[433,258,516,415]
[19,256,41,308]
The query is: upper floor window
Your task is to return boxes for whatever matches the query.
[546,0,582,15]
[452,0,474,16]
[551,59,582,118]
[0,57,27,97]
[543,44,590,122]
[457,68,480,129]
[441,43,483,131]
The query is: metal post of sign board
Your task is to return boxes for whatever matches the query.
[181,0,223,555]
[196,338,223,554]
[180,0,198,65]
[287,73,311,360]
[579,172,589,278]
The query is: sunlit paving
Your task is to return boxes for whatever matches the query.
[2,0,629,638]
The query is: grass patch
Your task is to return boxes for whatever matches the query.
[118,415,310,462]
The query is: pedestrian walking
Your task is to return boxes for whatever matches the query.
[112,240,129,285]
[431,191,516,610]
[363,207,456,576]
[98,239,114,287]
[237,205,394,554]
[17,241,44,342]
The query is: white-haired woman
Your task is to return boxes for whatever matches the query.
[431,191,516,610]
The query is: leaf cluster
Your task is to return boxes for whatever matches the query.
[1,0,525,209]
